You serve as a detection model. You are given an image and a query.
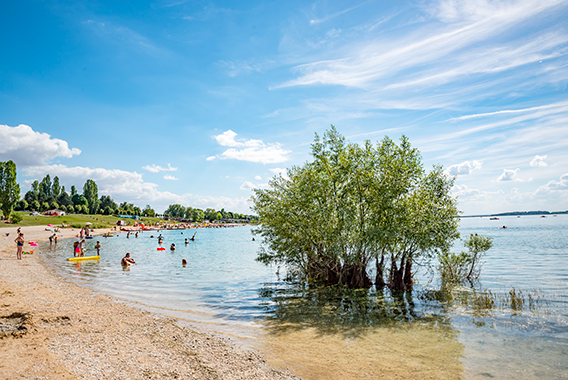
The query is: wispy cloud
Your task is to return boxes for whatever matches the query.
[309,1,369,25]
[142,163,178,173]
[163,175,178,180]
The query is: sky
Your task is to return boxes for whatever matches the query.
[1,0,567,215]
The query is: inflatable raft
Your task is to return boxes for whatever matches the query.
[67,256,100,262]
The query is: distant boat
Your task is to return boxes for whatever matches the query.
[553,215,557,217]
[517,216,521,218]
[490,217,499,220]
[541,215,547,218]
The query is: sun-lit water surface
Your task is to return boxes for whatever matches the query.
[40,216,568,379]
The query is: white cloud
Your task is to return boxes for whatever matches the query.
[269,167,289,179]
[142,163,178,173]
[0,124,81,166]
[240,181,256,190]
[213,130,291,164]
[535,173,568,194]
[497,168,520,181]
[529,155,548,167]
[254,175,262,180]
[206,156,216,161]
[163,175,178,180]
[445,160,482,176]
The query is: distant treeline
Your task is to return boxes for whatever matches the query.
[11,172,254,222]
[462,210,568,218]
[163,203,258,223]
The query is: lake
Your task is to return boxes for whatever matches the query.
[40,215,568,379]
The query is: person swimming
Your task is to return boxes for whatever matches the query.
[170,243,176,251]
[182,259,187,265]
[121,253,135,266]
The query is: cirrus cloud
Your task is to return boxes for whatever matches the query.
[142,163,178,172]
[0,124,81,166]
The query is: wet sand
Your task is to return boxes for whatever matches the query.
[0,225,298,379]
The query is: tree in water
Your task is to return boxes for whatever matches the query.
[251,127,460,290]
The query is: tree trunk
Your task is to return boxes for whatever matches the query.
[403,257,413,287]
[375,255,385,288]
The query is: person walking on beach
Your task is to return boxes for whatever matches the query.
[121,253,135,266]
[15,233,24,260]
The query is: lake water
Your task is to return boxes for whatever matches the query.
[40,216,568,379]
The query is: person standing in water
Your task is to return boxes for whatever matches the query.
[95,241,101,255]
[15,233,24,260]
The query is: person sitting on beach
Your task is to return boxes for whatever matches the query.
[121,253,135,266]
[170,243,176,251]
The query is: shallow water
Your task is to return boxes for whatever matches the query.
[40,216,568,379]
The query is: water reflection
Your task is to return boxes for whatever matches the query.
[258,281,464,379]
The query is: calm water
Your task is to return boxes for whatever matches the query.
[40,216,568,379]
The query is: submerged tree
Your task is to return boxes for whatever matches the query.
[251,127,460,290]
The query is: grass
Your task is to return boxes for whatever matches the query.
[2,211,165,229]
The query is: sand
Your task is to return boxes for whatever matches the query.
[0,225,299,379]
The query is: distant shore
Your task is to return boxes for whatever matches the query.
[461,210,567,218]
[0,225,298,380]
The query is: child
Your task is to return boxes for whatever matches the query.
[95,241,101,255]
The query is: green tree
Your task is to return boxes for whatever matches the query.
[204,208,217,221]
[39,174,52,203]
[25,180,39,204]
[251,127,460,290]
[72,193,82,206]
[41,201,50,212]
[165,204,186,218]
[50,201,59,210]
[57,190,72,207]
[59,205,67,212]
[70,185,77,196]
[67,204,74,213]
[83,179,100,214]
[17,199,28,211]
[0,160,21,220]
[52,176,61,199]
[100,195,117,214]
[142,205,155,217]
[31,200,40,211]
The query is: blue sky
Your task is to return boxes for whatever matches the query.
[1,0,567,214]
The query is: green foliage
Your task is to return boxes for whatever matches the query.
[0,160,21,220]
[17,199,28,211]
[39,174,52,203]
[57,191,72,207]
[83,179,100,214]
[100,195,117,214]
[59,205,67,212]
[10,212,23,224]
[41,202,50,212]
[165,203,186,218]
[31,200,40,211]
[251,127,461,289]
[142,205,155,217]
[438,233,494,286]
[52,176,61,198]
[67,204,74,213]
[50,201,59,210]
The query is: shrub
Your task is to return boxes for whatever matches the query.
[10,212,23,224]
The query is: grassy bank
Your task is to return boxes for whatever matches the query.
[2,211,163,229]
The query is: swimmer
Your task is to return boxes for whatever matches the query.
[185,238,189,244]
[182,259,187,265]
[121,253,135,266]
[170,243,176,251]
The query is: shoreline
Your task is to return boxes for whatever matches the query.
[0,225,299,379]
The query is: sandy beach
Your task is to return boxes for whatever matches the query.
[0,225,299,379]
